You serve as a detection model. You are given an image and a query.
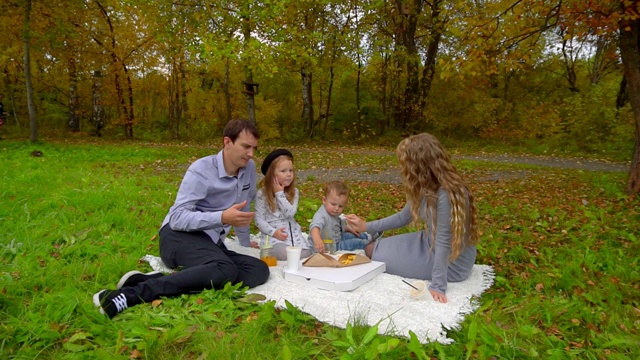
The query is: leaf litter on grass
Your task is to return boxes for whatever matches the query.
[0,140,638,359]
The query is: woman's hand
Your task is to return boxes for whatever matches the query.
[344,214,366,233]
[429,289,447,303]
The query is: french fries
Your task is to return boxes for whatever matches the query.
[341,254,356,265]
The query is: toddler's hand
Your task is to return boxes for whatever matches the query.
[313,238,325,253]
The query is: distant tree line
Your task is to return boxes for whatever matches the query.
[1,1,640,193]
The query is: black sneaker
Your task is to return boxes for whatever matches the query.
[93,289,135,319]
[116,270,163,289]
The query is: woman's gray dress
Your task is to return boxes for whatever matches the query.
[366,188,476,294]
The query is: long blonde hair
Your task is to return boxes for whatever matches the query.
[259,155,296,212]
[396,133,479,261]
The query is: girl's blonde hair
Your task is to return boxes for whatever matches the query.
[396,133,479,261]
[259,155,296,212]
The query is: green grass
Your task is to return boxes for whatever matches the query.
[1,139,638,359]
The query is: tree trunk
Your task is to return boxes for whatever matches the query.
[244,69,257,125]
[180,61,188,126]
[123,64,134,138]
[419,0,443,112]
[301,69,314,137]
[391,4,406,130]
[242,12,256,124]
[379,52,389,135]
[91,70,105,136]
[3,65,20,128]
[224,58,232,122]
[395,0,424,131]
[96,0,133,138]
[561,37,579,92]
[356,53,362,138]
[68,55,80,132]
[23,0,37,143]
[616,76,628,109]
[618,18,640,195]
[169,59,180,138]
[323,65,334,137]
[590,35,612,85]
[355,10,362,138]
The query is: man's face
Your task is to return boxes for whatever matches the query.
[322,191,347,216]
[223,130,258,171]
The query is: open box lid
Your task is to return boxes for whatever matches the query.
[283,257,386,291]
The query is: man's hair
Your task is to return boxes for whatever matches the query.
[324,181,349,197]
[223,118,259,142]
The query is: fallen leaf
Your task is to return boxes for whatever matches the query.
[238,293,267,303]
[151,299,163,307]
[535,283,544,292]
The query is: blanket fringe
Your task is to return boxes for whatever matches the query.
[140,236,496,345]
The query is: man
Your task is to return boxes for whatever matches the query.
[93,118,269,318]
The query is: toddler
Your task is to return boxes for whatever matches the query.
[308,181,380,252]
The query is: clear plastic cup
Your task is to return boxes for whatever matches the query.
[409,280,429,300]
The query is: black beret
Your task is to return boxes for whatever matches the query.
[261,149,293,175]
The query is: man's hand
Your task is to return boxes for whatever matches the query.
[221,201,254,227]
[249,241,260,248]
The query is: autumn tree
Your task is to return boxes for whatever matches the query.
[445,0,640,194]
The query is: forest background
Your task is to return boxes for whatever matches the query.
[1,0,640,192]
[2,1,640,358]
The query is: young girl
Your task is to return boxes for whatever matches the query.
[345,133,479,303]
[254,149,313,260]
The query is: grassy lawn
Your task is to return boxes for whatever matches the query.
[0,139,638,359]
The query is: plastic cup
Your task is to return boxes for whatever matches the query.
[285,246,302,272]
[409,280,429,300]
[260,246,277,267]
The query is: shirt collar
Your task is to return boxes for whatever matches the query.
[216,150,245,179]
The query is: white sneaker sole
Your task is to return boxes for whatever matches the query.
[116,270,162,289]
[93,290,106,315]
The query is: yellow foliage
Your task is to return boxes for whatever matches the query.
[255,97,283,141]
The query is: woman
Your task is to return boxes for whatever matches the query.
[345,133,479,303]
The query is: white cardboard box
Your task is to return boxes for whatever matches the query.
[283,259,386,291]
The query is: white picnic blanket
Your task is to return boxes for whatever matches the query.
[142,235,494,344]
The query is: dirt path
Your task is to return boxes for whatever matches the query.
[457,154,627,172]
[294,153,628,184]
